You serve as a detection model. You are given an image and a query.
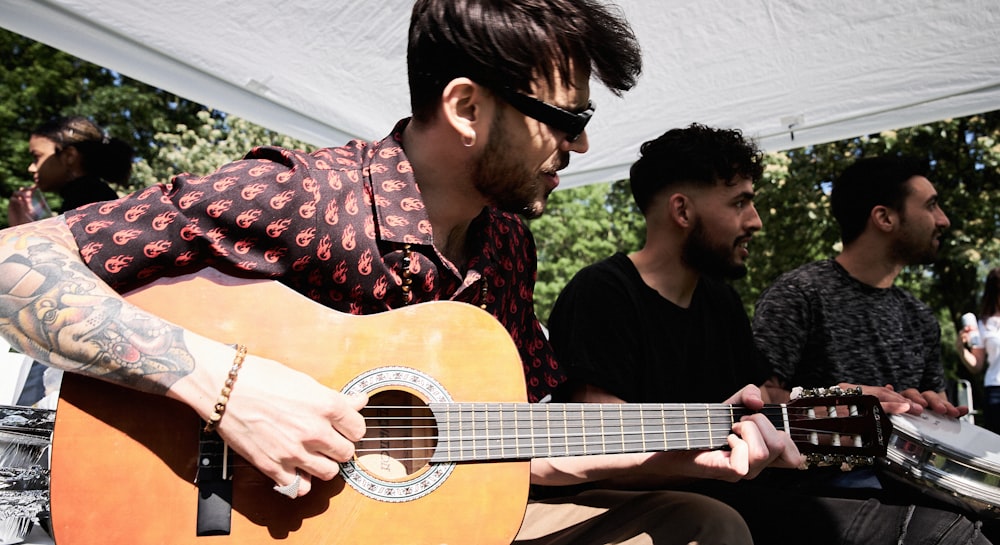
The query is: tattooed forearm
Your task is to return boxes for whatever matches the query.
[0,231,195,395]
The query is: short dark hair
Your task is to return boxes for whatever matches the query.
[628,123,763,214]
[830,155,929,245]
[407,0,642,122]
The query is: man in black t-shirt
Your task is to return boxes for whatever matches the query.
[549,252,767,403]
[549,123,772,405]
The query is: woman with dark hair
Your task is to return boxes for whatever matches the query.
[9,116,132,226]
[9,116,133,407]
[959,267,1000,433]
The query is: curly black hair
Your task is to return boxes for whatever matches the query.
[628,123,763,214]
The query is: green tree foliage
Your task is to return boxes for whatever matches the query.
[137,110,315,185]
[529,180,643,323]
[0,29,205,198]
[0,28,313,225]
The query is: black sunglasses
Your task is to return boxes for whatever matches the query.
[493,87,595,142]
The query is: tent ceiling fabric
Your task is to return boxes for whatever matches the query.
[2,0,998,189]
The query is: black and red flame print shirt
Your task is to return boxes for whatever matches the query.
[66,119,565,402]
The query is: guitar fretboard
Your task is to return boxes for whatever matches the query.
[427,403,788,462]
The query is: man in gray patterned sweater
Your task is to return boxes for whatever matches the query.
[753,155,965,418]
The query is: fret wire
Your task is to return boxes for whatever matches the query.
[562,404,569,456]
[659,404,668,451]
[446,404,453,462]
[529,402,536,459]
[514,402,521,454]
[496,402,504,460]
[639,406,646,452]
[484,402,494,459]
[618,404,625,454]
[598,404,605,455]
[456,402,465,462]
[703,405,712,446]
[480,403,492,457]
[682,404,689,450]
[545,404,554,455]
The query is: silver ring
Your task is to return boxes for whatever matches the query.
[273,471,301,498]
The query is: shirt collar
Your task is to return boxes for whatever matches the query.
[368,118,433,246]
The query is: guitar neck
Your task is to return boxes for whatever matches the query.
[428,402,781,462]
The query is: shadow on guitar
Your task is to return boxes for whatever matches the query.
[57,373,343,538]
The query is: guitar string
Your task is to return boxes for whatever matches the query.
[192,425,870,470]
[358,405,858,415]
[350,427,866,450]
[357,406,861,424]
[349,438,862,463]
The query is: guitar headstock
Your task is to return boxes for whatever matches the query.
[786,386,892,469]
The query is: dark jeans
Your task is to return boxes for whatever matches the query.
[983,386,1000,436]
[15,361,47,406]
[683,470,993,545]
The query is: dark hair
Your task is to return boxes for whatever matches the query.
[33,116,134,185]
[407,0,641,122]
[981,268,1000,318]
[830,155,929,245]
[628,123,764,214]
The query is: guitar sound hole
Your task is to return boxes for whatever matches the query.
[355,389,437,481]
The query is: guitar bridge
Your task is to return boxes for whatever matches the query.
[195,429,233,536]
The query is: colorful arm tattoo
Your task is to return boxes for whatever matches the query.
[0,220,194,395]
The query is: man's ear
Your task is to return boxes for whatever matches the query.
[667,192,693,228]
[871,205,896,233]
[441,77,489,147]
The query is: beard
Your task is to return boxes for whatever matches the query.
[471,112,552,219]
[682,217,748,280]
[891,215,941,265]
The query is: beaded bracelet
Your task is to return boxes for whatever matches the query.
[203,344,248,433]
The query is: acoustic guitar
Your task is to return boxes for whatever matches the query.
[49,269,891,544]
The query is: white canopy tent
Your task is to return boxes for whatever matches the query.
[1,0,998,189]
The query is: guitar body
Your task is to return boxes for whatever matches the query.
[50,269,531,544]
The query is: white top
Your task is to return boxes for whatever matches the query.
[982,316,1000,387]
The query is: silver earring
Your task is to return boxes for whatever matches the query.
[462,132,476,147]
